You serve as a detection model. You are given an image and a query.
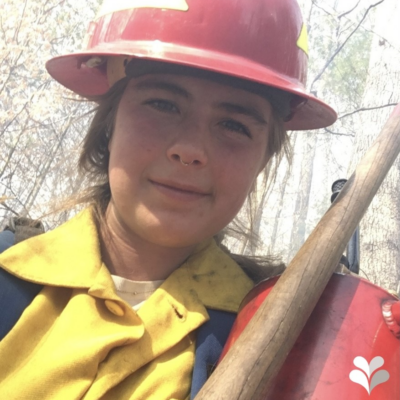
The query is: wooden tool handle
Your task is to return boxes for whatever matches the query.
[195,104,400,400]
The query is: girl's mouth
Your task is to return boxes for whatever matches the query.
[150,179,210,201]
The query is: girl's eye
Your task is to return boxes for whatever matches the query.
[146,99,179,114]
[221,120,251,137]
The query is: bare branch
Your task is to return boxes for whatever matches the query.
[0,201,19,216]
[43,0,66,16]
[0,119,29,179]
[311,1,333,17]
[339,103,397,120]
[338,1,362,19]
[310,0,385,92]
[323,129,355,137]
[13,0,29,45]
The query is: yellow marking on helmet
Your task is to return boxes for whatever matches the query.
[297,23,309,56]
[96,0,189,18]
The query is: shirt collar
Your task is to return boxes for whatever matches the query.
[0,208,253,312]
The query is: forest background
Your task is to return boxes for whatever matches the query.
[1,0,399,293]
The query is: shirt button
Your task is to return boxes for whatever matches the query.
[105,300,125,316]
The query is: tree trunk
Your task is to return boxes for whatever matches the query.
[288,133,318,260]
[348,0,400,292]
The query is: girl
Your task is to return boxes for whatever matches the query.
[0,0,336,399]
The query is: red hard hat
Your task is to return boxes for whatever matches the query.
[46,0,337,130]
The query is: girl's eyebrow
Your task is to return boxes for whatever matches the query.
[134,79,191,99]
[216,102,268,126]
[133,79,267,126]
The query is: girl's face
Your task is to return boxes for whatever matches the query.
[107,74,272,248]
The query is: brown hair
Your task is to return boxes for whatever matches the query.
[77,78,129,219]
[78,77,290,281]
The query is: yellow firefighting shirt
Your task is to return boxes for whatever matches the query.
[0,208,253,400]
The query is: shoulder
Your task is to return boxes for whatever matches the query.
[216,243,285,284]
[0,209,102,287]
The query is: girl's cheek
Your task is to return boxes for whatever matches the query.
[215,141,265,174]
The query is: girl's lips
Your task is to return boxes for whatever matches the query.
[150,180,210,201]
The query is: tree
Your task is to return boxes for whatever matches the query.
[0,0,100,228]
[250,0,378,264]
[348,0,400,292]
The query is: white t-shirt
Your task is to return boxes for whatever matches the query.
[111,275,164,311]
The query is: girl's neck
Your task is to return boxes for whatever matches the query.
[99,211,196,281]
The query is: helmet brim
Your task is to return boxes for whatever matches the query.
[46,43,337,131]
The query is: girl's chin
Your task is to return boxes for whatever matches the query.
[111,205,228,247]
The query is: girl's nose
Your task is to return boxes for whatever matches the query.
[166,123,209,167]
